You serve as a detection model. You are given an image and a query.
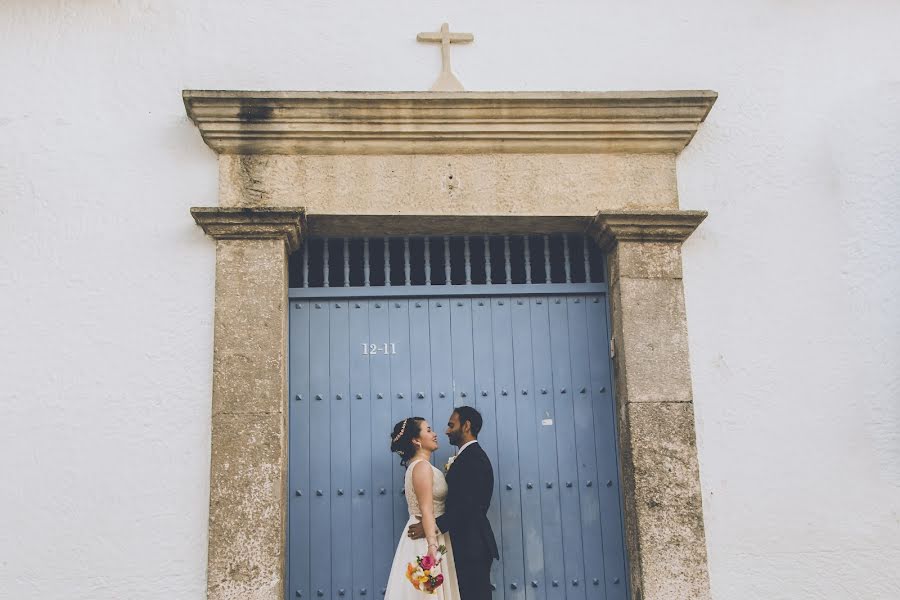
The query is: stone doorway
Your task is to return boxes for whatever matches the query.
[187,90,716,600]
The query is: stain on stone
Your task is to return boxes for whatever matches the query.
[238,102,275,123]
[228,560,262,582]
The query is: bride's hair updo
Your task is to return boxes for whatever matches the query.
[390,417,425,466]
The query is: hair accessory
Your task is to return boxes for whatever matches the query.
[392,418,409,443]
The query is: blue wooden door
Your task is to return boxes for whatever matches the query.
[288,293,627,600]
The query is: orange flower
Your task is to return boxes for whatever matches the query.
[405,562,419,584]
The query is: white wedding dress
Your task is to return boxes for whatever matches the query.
[384,459,461,600]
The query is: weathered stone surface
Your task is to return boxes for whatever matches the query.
[207,412,287,600]
[600,210,710,598]
[204,237,291,600]
[607,277,631,406]
[608,241,683,282]
[192,207,305,252]
[611,277,693,403]
[218,153,678,214]
[212,239,289,416]
[184,90,718,155]
[619,402,710,600]
[591,209,707,251]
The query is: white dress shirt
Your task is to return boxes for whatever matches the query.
[456,439,478,456]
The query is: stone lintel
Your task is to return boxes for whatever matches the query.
[592,209,707,251]
[183,90,717,155]
[191,206,305,251]
[217,153,680,215]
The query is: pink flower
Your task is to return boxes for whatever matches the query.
[435,574,444,585]
[420,554,435,570]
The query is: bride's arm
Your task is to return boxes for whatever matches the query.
[411,461,439,559]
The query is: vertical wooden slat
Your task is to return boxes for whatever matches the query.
[403,237,411,286]
[563,234,572,284]
[587,295,629,600]
[492,296,521,600]
[567,296,606,600]
[363,238,371,287]
[428,297,453,472]
[409,299,437,594]
[471,296,504,600]
[449,297,487,594]
[349,301,373,599]
[343,238,350,287]
[548,297,586,600]
[288,301,311,600]
[524,236,532,285]
[531,296,566,600]
[444,236,451,285]
[504,235,512,284]
[408,298,433,451]
[302,243,309,288]
[384,237,391,287]
[511,296,544,600]
[323,238,330,288]
[543,235,552,284]
[389,300,412,542]
[308,301,331,599]
[368,299,392,597]
[484,236,492,284]
[583,236,592,284]
[450,298,476,406]
[424,237,432,286]
[464,235,472,285]
[330,301,352,599]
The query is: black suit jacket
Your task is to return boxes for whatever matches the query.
[436,442,500,561]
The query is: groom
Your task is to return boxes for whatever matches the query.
[408,406,499,600]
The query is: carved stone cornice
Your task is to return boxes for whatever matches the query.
[590,209,707,250]
[183,90,717,155]
[191,207,305,251]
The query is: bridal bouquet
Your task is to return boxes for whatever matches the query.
[405,545,448,594]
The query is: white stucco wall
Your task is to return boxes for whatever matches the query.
[1,2,898,599]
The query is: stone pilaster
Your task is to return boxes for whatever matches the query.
[192,207,305,600]
[591,210,711,600]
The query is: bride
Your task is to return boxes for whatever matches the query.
[385,417,461,600]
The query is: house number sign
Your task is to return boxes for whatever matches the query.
[361,343,398,355]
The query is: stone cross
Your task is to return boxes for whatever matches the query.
[417,23,474,92]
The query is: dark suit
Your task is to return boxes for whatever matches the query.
[436,442,499,600]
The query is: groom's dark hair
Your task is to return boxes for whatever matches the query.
[454,406,483,437]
